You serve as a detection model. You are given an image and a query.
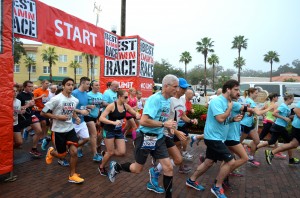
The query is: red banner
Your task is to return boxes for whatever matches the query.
[0,0,14,174]
[14,1,105,56]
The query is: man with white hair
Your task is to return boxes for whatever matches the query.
[48,84,57,99]
[107,74,178,198]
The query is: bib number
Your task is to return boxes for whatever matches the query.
[141,135,158,150]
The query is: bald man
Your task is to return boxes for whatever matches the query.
[103,81,119,107]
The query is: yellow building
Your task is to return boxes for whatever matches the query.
[14,43,100,85]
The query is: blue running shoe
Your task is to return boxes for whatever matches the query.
[58,159,70,167]
[186,178,205,191]
[146,182,165,194]
[41,138,49,151]
[93,153,103,162]
[77,149,83,158]
[108,161,118,183]
[149,167,160,187]
[190,135,195,147]
[23,129,29,140]
[211,185,227,198]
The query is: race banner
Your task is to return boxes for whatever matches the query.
[140,39,154,78]
[13,0,37,38]
[104,31,118,59]
[14,0,105,56]
[104,38,138,77]
[0,0,14,174]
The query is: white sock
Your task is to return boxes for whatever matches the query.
[155,159,175,174]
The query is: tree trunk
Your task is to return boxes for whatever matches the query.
[29,65,31,81]
[204,54,207,96]
[270,62,273,82]
[49,63,52,83]
[185,63,187,80]
[121,0,126,36]
[86,57,90,78]
[90,55,94,80]
[212,63,215,90]
[74,68,77,84]
[238,49,241,83]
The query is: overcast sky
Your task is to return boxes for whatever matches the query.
[25,0,300,72]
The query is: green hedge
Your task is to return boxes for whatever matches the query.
[186,104,208,133]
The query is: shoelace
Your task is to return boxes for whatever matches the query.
[219,187,225,194]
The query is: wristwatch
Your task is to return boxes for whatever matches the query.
[161,122,164,127]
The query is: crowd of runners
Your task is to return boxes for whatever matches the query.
[12,75,300,198]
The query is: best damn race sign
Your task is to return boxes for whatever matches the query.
[140,40,154,78]
[104,38,138,77]
[13,0,37,38]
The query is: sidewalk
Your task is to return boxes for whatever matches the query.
[1,136,300,197]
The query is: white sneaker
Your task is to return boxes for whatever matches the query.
[182,151,193,161]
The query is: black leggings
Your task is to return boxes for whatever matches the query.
[259,122,273,140]
[268,124,292,145]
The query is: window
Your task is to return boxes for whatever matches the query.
[14,65,20,73]
[27,52,36,61]
[283,85,300,97]
[59,67,67,74]
[74,55,82,63]
[43,66,50,74]
[59,55,67,62]
[94,57,98,64]
[89,68,98,76]
[27,66,36,73]
[76,68,83,75]
[240,84,250,93]
[254,84,280,95]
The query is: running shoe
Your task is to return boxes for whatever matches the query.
[77,149,83,158]
[229,169,244,177]
[68,174,84,184]
[211,185,227,198]
[30,149,42,158]
[58,159,69,167]
[265,150,273,165]
[146,182,165,194]
[149,167,160,187]
[93,153,103,162]
[248,159,260,167]
[289,158,300,165]
[22,128,29,140]
[190,135,196,147]
[98,166,108,176]
[178,165,192,174]
[182,151,193,161]
[41,138,50,151]
[46,147,54,164]
[274,152,287,159]
[108,161,118,183]
[185,178,205,191]
[38,139,43,145]
[101,140,105,146]
[151,156,157,166]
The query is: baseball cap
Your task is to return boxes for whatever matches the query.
[178,78,190,89]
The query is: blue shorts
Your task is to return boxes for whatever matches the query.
[103,129,124,139]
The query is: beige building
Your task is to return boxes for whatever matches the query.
[14,43,100,85]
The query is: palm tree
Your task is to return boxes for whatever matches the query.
[179,51,192,79]
[233,57,246,76]
[264,51,280,82]
[24,56,36,81]
[69,61,81,84]
[89,54,95,80]
[82,53,90,78]
[231,35,248,83]
[196,37,214,96]
[208,54,219,90]
[41,47,58,82]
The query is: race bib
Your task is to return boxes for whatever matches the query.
[141,135,158,150]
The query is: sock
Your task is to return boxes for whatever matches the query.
[192,136,196,141]
[119,162,132,172]
[170,159,175,167]
[132,130,137,140]
[163,175,173,198]
[154,163,163,173]
[248,155,254,160]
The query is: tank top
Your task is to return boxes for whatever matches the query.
[104,102,126,132]
[126,96,137,117]
[265,101,276,123]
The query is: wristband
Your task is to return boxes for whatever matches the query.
[161,122,164,127]
[243,105,248,112]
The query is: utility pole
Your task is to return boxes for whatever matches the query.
[92,2,102,80]
[121,0,126,36]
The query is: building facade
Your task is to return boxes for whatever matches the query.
[14,43,100,85]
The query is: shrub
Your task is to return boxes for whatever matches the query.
[186,104,208,133]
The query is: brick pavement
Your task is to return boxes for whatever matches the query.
[1,136,300,198]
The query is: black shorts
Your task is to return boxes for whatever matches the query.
[84,116,97,123]
[291,127,300,144]
[173,125,189,142]
[103,129,124,139]
[268,124,292,145]
[53,129,79,154]
[13,124,21,133]
[204,139,234,162]
[18,117,32,129]
[134,132,169,165]
[165,136,175,148]
[33,111,47,122]
[241,124,255,135]
[224,140,240,147]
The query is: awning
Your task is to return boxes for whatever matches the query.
[38,76,69,81]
